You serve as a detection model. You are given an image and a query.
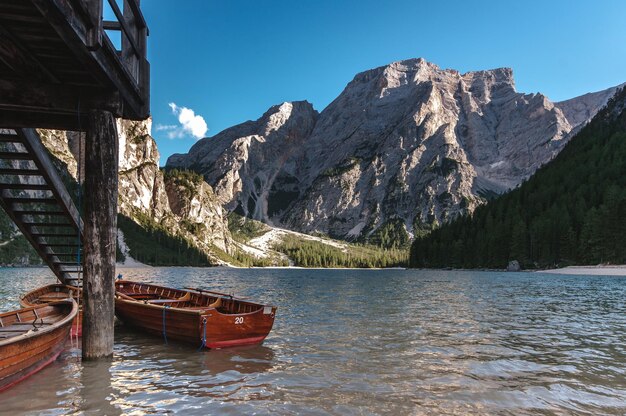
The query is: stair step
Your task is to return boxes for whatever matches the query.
[13,210,67,216]
[52,261,81,266]
[48,253,80,258]
[0,183,50,190]
[0,134,21,143]
[0,152,32,160]
[31,232,76,237]
[3,197,58,204]
[23,222,73,227]
[0,169,42,176]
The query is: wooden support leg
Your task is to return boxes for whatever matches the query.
[82,110,118,360]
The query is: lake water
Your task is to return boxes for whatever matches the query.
[0,267,625,415]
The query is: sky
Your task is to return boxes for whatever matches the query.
[132,0,626,163]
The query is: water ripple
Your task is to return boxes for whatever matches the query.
[1,267,626,414]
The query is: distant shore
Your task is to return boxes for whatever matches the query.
[540,265,626,276]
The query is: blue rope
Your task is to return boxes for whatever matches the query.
[162,305,170,345]
[76,99,82,276]
[197,317,207,351]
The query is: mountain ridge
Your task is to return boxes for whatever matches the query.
[167,58,622,240]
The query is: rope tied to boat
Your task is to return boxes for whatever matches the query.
[197,317,207,351]
[32,317,45,332]
[162,305,170,345]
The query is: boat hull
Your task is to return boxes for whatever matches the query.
[20,284,82,337]
[115,281,276,349]
[0,301,77,392]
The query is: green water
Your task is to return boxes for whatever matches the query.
[0,267,625,415]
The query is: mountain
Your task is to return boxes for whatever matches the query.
[167,58,621,241]
[0,118,405,268]
[409,85,626,269]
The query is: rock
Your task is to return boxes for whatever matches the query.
[167,58,621,240]
[164,170,231,252]
[37,119,236,262]
[507,260,521,272]
[168,101,318,223]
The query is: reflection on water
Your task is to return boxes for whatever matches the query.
[1,267,626,415]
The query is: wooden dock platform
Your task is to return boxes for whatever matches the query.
[0,0,149,131]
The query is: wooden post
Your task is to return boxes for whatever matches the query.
[82,110,118,359]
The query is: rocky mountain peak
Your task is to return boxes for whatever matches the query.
[167,59,622,241]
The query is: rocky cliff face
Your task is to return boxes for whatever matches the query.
[168,58,621,240]
[37,119,234,257]
[168,101,318,224]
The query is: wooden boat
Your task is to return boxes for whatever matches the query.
[0,300,78,392]
[20,284,82,337]
[115,281,277,349]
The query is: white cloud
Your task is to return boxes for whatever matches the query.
[166,102,208,140]
[155,124,177,131]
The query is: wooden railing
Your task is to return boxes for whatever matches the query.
[101,0,148,85]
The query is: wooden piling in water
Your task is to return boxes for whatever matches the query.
[82,110,119,359]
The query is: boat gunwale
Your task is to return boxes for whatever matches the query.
[114,297,272,318]
[20,284,81,306]
[115,281,277,316]
[0,300,78,347]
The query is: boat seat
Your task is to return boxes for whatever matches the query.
[40,295,71,302]
[209,297,222,308]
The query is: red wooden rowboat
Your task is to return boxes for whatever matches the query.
[0,300,77,392]
[115,281,277,349]
[19,284,83,337]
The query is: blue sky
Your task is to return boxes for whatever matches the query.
[136,0,626,163]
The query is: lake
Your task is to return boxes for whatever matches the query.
[1,267,625,415]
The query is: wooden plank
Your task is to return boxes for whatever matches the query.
[82,110,118,359]
[0,20,61,83]
[0,135,22,143]
[30,233,76,237]
[0,79,121,130]
[2,197,58,204]
[125,0,146,29]
[106,0,139,57]
[0,152,32,160]
[22,222,72,227]
[13,210,66,216]
[0,169,41,175]
[0,183,50,190]
[102,20,120,31]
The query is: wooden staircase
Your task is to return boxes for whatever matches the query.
[0,128,83,285]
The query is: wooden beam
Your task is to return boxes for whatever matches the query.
[82,110,118,360]
[0,79,121,130]
[107,0,140,58]
[30,0,149,120]
[0,21,61,84]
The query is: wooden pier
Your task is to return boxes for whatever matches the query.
[0,0,150,359]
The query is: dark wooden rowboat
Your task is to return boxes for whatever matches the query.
[115,281,277,349]
[20,284,83,337]
[0,300,77,392]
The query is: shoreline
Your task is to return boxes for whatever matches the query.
[4,264,626,276]
[539,265,626,276]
